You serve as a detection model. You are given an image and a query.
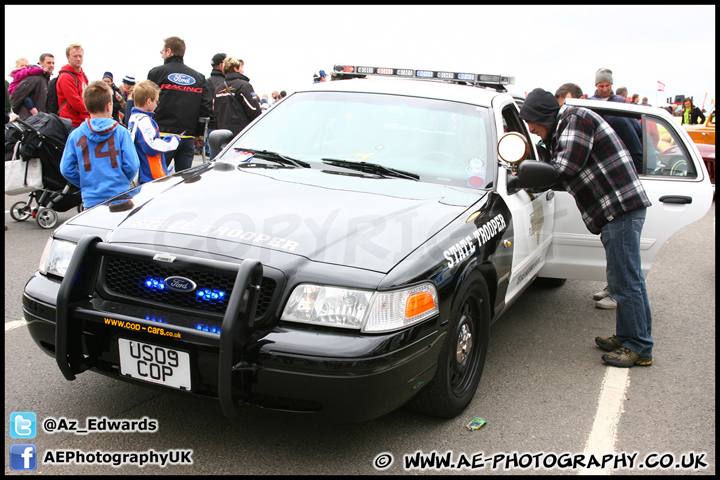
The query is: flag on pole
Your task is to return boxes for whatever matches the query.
[657,81,665,92]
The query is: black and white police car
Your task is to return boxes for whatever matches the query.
[23,65,713,422]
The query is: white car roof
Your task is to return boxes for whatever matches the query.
[294,76,508,108]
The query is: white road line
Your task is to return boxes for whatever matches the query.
[578,366,630,475]
[6,319,29,331]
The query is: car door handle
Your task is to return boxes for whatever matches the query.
[659,195,692,204]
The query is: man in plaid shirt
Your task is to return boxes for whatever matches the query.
[519,88,653,368]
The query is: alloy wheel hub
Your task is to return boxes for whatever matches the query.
[456,322,473,365]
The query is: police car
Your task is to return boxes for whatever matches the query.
[22,65,713,422]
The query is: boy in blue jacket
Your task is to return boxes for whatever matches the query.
[60,81,139,210]
[127,80,180,184]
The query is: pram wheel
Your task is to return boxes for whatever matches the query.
[36,207,58,229]
[10,201,32,222]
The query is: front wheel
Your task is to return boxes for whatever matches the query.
[412,273,490,418]
[10,201,32,222]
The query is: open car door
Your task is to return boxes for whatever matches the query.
[538,100,714,281]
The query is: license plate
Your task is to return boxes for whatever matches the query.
[118,338,191,390]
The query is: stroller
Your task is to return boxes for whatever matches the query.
[5,112,82,229]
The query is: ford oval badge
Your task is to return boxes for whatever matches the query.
[165,276,197,293]
[168,73,196,86]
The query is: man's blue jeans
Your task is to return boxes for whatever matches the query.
[164,137,195,172]
[600,208,653,356]
[206,128,219,160]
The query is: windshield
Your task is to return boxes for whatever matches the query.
[222,91,495,189]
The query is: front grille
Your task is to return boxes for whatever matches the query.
[103,256,276,318]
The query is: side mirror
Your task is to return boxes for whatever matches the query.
[497,132,528,164]
[209,129,235,155]
[507,160,557,191]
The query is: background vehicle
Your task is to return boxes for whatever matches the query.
[658,106,715,189]
[22,65,713,422]
[683,106,715,145]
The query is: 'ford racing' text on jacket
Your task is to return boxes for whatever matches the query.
[213,71,262,137]
[147,56,211,137]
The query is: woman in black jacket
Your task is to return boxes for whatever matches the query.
[213,57,262,137]
[680,98,706,125]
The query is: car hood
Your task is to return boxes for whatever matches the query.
[66,163,487,273]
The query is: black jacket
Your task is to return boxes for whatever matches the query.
[11,72,50,120]
[213,72,262,137]
[206,68,225,129]
[147,56,211,136]
[110,84,125,123]
[681,106,706,125]
[602,114,644,174]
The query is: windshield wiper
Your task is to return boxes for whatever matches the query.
[233,148,310,168]
[321,158,419,181]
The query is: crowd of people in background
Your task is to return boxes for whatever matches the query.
[4,41,713,224]
[4,38,293,166]
[3,37,301,220]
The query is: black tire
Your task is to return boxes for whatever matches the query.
[412,272,490,418]
[10,201,32,222]
[534,277,567,288]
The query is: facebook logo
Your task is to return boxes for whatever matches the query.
[10,411,37,439]
[10,444,37,470]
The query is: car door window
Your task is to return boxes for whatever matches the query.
[642,115,698,178]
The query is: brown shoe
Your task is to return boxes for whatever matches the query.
[602,346,653,367]
[595,335,622,352]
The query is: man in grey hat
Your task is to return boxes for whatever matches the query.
[519,88,654,368]
[589,68,627,102]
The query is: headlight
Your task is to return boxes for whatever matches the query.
[38,238,76,277]
[364,284,439,333]
[281,283,438,333]
[282,285,373,329]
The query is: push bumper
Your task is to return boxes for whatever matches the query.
[23,237,443,421]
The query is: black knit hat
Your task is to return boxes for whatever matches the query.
[211,53,226,66]
[519,88,560,128]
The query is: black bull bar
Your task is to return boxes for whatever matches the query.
[55,234,264,417]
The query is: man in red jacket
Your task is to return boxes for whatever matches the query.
[57,43,90,130]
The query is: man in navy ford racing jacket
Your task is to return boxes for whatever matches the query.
[147,36,211,173]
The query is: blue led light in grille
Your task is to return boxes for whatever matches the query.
[145,315,168,323]
[142,276,226,306]
[196,288,226,304]
[195,323,221,334]
[142,276,166,291]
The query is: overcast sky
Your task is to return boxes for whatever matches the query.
[5,4,716,109]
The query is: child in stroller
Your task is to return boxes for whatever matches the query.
[6,112,82,229]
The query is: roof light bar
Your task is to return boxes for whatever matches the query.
[333,65,514,86]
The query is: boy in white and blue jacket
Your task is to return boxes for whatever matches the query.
[127,80,180,184]
[60,81,139,209]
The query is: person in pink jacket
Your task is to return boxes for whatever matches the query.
[7,57,44,96]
